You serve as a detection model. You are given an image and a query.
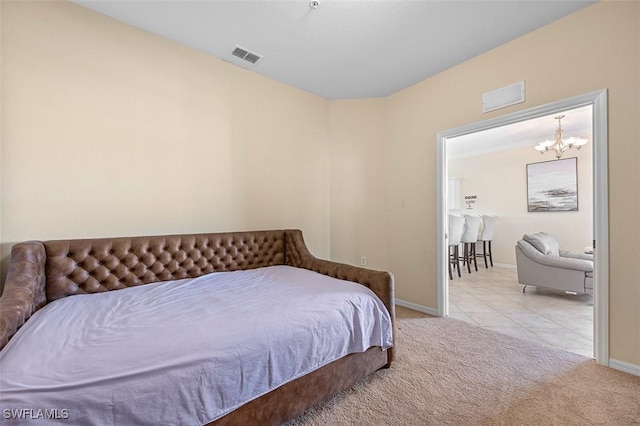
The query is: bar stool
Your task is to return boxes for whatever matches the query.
[477,215,496,268]
[461,214,482,273]
[448,214,465,280]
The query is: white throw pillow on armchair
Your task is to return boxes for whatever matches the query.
[523,232,560,256]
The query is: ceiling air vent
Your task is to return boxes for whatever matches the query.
[232,46,262,65]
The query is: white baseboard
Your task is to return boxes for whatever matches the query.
[395,299,439,316]
[609,358,640,377]
[494,263,517,270]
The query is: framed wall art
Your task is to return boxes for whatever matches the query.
[526,157,578,212]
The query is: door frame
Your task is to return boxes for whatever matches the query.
[435,89,609,365]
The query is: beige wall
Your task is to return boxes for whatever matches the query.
[2,1,639,368]
[386,2,639,365]
[448,141,593,266]
[328,99,388,270]
[0,0,330,280]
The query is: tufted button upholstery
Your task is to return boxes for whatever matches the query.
[44,231,286,301]
[1,229,395,363]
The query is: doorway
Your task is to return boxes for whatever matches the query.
[436,90,609,365]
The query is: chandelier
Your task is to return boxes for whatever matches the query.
[534,114,588,159]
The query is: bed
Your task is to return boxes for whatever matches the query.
[0,229,395,425]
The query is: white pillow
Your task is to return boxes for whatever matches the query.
[523,232,560,256]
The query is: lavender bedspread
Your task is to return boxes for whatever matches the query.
[0,265,392,425]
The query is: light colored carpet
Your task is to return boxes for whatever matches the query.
[286,317,640,425]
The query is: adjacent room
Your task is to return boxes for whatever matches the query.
[445,105,594,357]
[1,1,639,424]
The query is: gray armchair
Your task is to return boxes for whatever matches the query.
[515,232,593,294]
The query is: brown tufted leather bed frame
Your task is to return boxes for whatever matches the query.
[0,229,395,425]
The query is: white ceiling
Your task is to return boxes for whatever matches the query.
[447,105,593,159]
[72,0,597,100]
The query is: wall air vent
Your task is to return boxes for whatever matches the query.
[232,46,262,65]
[482,81,525,113]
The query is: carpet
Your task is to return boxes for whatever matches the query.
[285,317,640,425]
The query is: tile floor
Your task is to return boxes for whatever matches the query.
[446,265,594,358]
